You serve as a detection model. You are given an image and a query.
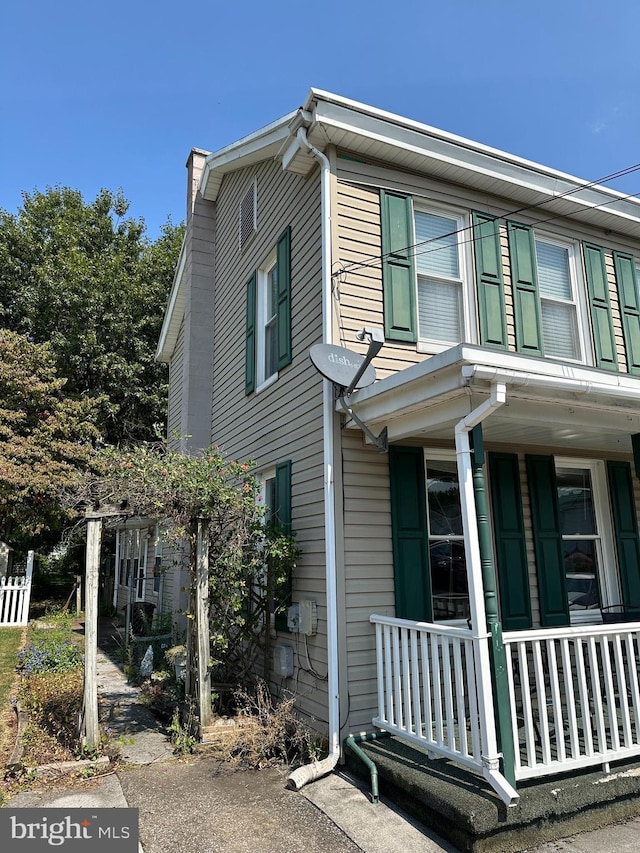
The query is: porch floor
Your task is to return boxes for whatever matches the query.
[344,736,640,853]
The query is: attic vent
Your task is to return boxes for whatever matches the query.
[239,178,257,249]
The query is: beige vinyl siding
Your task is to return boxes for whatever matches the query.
[605,250,628,373]
[336,154,640,377]
[210,158,328,728]
[341,432,395,730]
[336,180,425,378]
[501,223,517,350]
[167,319,185,447]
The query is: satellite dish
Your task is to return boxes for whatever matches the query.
[309,344,376,390]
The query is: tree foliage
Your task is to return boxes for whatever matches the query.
[0,187,183,444]
[0,330,99,549]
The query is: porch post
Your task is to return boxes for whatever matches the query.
[470,424,516,788]
[455,382,518,805]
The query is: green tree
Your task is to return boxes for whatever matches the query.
[0,187,183,444]
[0,330,99,551]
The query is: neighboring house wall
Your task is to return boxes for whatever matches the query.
[208,157,329,726]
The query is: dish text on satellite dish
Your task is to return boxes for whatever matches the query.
[309,344,376,389]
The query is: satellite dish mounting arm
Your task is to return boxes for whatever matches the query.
[339,328,388,453]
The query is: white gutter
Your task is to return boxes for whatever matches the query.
[454,382,519,807]
[462,364,640,402]
[287,128,341,790]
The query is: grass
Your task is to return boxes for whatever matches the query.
[0,626,26,766]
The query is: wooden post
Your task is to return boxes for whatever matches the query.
[83,515,102,749]
[196,519,213,731]
[75,574,82,616]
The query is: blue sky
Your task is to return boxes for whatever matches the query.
[2,1,639,239]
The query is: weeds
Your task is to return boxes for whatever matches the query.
[205,681,315,769]
[168,705,197,755]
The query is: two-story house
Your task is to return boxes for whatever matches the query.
[155,89,640,806]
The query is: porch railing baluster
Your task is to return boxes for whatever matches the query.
[502,621,640,781]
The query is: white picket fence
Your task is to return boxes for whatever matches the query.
[0,551,34,627]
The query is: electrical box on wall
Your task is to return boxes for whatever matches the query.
[287,603,300,632]
[299,599,317,635]
[274,644,294,678]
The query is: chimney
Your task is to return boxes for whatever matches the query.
[185,148,210,224]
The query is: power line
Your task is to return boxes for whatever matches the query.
[334,160,640,279]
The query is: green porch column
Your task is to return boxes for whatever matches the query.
[470,424,516,789]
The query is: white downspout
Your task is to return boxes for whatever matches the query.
[288,128,341,789]
[454,381,518,806]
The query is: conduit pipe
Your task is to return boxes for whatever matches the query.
[287,127,341,790]
[455,381,519,807]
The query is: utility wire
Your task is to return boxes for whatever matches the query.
[334,160,640,279]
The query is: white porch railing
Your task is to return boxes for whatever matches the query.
[370,613,484,774]
[0,551,34,627]
[503,624,640,780]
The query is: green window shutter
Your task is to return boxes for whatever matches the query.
[525,455,569,627]
[388,446,431,621]
[488,453,532,630]
[380,190,417,342]
[613,251,640,375]
[583,242,617,371]
[276,226,292,370]
[245,272,256,395]
[472,212,508,349]
[507,222,544,356]
[607,460,640,610]
[274,459,293,630]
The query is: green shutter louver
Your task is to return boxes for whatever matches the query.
[489,453,532,630]
[607,460,640,610]
[388,446,431,621]
[274,460,293,630]
[245,271,256,395]
[380,191,417,342]
[583,242,617,371]
[472,212,508,350]
[613,251,640,375]
[507,222,544,356]
[525,455,569,627]
[276,226,292,370]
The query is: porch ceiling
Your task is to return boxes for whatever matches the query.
[343,345,640,455]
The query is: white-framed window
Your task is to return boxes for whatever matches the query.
[115,526,149,603]
[424,450,470,622]
[256,468,277,523]
[555,458,618,625]
[256,249,279,390]
[534,235,587,362]
[414,205,472,350]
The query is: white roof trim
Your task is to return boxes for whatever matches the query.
[346,344,640,429]
[199,112,296,202]
[156,237,187,363]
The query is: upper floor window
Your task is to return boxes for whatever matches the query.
[257,249,279,388]
[535,237,582,361]
[245,226,292,396]
[415,209,468,345]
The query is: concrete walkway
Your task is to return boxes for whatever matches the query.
[5,644,640,853]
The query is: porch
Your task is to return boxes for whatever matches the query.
[347,613,640,851]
